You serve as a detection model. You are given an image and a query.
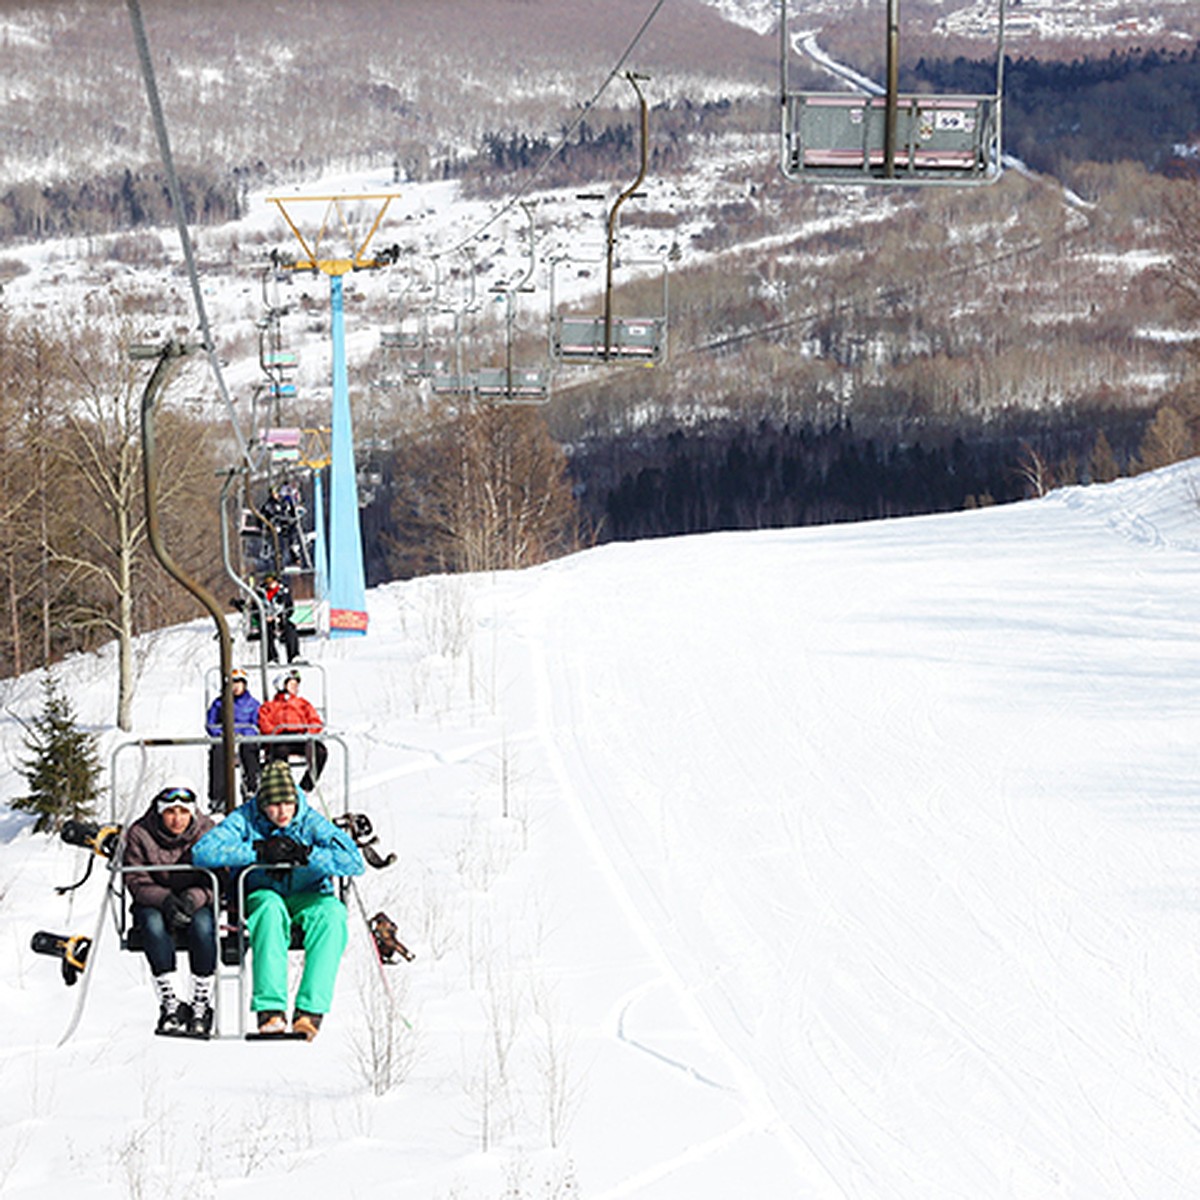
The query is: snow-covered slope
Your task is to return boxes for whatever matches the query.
[3,459,1200,1197]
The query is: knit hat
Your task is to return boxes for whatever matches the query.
[155,783,198,814]
[256,760,298,810]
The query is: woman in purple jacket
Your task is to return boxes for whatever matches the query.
[205,667,261,810]
[124,782,217,1038]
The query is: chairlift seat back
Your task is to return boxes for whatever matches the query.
[552,315,665,363]
[380,329,420,350]
[473,366,549,402]
[784,92,999,183]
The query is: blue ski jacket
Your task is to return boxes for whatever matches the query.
[205,689,261,737]
[192,789,364,897]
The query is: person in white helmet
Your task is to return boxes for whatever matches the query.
[258,669,327,790]
[123,782,217,1038]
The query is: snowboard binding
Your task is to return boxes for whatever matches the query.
[369,911,415,963]
[333,812,396,870]
[56,820,123,894]
[31,931,93,986]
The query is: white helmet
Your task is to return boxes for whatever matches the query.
[274,669,301,693]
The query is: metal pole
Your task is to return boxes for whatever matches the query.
[218,470,270,697]
[604,71,650,360]
[885,0,900,179]
[994,0,1008,177]
[779,0,790,176]
[138,340,238,811]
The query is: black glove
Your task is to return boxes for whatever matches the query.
[161,893,195,929]
[254,835,310,866]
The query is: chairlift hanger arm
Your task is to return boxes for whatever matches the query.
[603,71,651,357]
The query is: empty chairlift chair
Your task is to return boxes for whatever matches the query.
[779,0,1008,187]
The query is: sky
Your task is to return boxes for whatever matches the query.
[2,457,1200,1198]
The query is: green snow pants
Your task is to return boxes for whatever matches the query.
[245,889,349,1015]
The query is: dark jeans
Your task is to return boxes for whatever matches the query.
[265,616,300,664]
[132,902,217,977]
[267,739,327,789]
[208,742,261,806]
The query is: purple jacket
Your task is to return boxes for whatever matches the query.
[123,801,217,911]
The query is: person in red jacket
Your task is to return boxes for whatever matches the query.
[257,669,327,791]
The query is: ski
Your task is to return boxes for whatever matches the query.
[54,866,122,1046]
[55,770,149,1046]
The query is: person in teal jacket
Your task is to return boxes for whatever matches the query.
[192,759,364,1039]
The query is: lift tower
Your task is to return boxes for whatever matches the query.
[266,193,399,636]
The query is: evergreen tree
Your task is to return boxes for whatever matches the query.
[15,676,101,833]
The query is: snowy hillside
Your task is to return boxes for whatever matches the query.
[704,0,1200,42]
[3,459,1200,1197]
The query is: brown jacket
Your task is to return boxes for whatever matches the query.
[123,802,216,911]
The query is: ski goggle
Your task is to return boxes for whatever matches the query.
[156,787,197,813]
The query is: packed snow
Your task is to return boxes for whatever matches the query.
[2,456,1200,1197]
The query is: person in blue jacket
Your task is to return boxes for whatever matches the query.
[205,668,261,811]
[192,759,364,1039]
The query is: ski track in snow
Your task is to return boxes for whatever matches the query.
[5,461,1200,1194]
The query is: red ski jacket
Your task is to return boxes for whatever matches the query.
[258,692,323,735]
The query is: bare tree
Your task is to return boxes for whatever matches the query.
[1137,403,1193,473]
[1014,442,1055,499]
[390,402,581,577]
[46,321,219,727]
[0,319,79,676]
[1161,179,1200,331]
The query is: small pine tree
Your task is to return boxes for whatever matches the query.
[15,676,102,833]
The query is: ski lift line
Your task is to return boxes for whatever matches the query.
[124,0,250,467]
[440,0,669,259]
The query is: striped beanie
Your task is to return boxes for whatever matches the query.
[256,760,298,810]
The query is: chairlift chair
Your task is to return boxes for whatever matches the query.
[547,72,669,365]
[779,0,1008,186]
[379,328,419,350]
[108,734,352,1038]
[474,366,550,405]
[551,306,666,363]
[431,372,476,396]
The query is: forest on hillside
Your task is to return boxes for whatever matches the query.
[6,1,1200,679]
[909,45,1200,177]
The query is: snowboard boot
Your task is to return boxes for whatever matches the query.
[292,1010,323,1041]
[187,1004,215,1040]
[156,1001,192,1037]
[255,1010,288,1036]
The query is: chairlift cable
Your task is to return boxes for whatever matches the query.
[442,0,669,259]
[125,0,251,466]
